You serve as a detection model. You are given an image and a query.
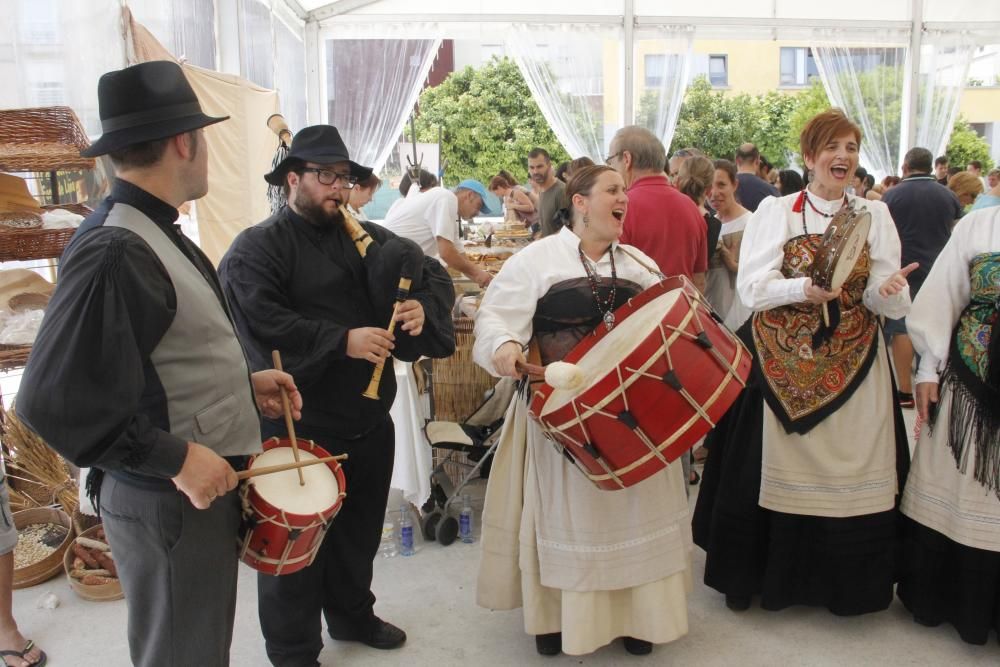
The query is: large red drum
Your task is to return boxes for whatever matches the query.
[239,437,347,575]
[528,276,751,491]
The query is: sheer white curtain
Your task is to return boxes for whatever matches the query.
[325,37,442,172]
[913,31,976,159]
[634,27,694,151]
[274,19,307,134]
[0,0,124,136]
[505,24,623,161]
[812,40,907,179]
[127,0,217,69]
[238,0,274,89]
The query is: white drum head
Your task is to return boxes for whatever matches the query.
[250,447,339,515]
[829,214,871,290]
[540,289,683,417]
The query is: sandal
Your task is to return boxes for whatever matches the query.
[0,640,47,667]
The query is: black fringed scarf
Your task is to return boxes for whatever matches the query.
[933,291,1000,498]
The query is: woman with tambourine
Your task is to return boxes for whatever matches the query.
[693,109,918,616]
[896,206,1000,645]
[473,165,692,658]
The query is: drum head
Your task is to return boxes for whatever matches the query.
[828,211,871,289]
[540,287,683,417]
[250,448,340,515]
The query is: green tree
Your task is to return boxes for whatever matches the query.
[782,78,830,161]
[412,57,570,185]
[669,77,765,163]
[945,116,994,172]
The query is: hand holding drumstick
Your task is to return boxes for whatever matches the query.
[251,369,302,420]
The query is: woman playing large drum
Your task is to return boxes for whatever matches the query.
[693,109,917,615]
[897,206,1000,644]
[473,165,692,657]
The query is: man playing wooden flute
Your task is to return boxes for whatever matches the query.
[219,125,455,667]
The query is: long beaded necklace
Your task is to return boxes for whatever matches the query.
[800,190,849,234]
[578,245,617,331]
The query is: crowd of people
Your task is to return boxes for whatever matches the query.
[0,57,996,667]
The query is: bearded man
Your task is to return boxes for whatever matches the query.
[219,125,454,667]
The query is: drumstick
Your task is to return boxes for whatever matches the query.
[514,360,546,379]
[237,454,348,481]
[271,350,305,486]
[821,302,830,328]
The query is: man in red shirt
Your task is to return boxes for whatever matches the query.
[608,126,707,292]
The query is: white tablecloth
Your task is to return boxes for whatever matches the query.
[389,358,431,506]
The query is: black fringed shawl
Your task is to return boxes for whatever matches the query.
[932,252,1000,497]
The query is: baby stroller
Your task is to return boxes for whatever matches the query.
[421,377,517,545]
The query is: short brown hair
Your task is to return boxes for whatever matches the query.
[799,109,862,163]
[107,130,198,170]
[713,158,738,185]
[356,172,381,191]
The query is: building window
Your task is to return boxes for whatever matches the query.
[709,54,728,87]
[780,47,818,86]
[645,54,666,88]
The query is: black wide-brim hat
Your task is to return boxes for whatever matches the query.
[81,61,228,158]
[264,125,372,186]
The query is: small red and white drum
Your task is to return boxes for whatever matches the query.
[239,437,347,575]
[528,276,751,491]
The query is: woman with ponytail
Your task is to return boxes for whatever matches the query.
[897,205,1000,645]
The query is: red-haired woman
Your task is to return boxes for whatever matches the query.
[693,109,917,616]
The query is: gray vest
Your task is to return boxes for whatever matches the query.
[106,204,260,456]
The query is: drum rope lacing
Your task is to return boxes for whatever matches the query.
[578,244,617,331]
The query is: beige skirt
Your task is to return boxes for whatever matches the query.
[477,396,691,653]
[902,386,1000,552]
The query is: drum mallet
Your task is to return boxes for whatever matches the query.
[237,454,348,481]
[271,349,305,486]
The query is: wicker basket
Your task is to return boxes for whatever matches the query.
[431,318,496,422]
[430,317,498,484]
[0,107,95,173]
[12,507,73,589]
[0,226,76,262]
[0,345,30,372]
[63,523,123,601]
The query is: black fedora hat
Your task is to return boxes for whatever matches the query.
[81,61,228,158]
[264,125,372,186]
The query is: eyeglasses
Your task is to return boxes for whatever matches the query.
[300,168,358,189]
[604,152,622,165]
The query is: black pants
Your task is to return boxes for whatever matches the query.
[258,417,396,667]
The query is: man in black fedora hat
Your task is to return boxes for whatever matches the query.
[219,124,455,667]
[16,60,303,667]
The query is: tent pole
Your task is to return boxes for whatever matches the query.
[905,0,923,161]
[623,0,635,127]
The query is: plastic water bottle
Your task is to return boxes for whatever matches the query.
[459,495,475,544]
[399,508,415,557]
[379,519,397,558]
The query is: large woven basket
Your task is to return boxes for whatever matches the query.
[430,317,498,484]
[0,107,95,173]
[0,225,77,263]
[431,317,496,422]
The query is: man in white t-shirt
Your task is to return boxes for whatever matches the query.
[380,179,494,287]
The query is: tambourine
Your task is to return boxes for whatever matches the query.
[811,200,871,291]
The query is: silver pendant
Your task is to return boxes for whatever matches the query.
[603,310,615,330]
